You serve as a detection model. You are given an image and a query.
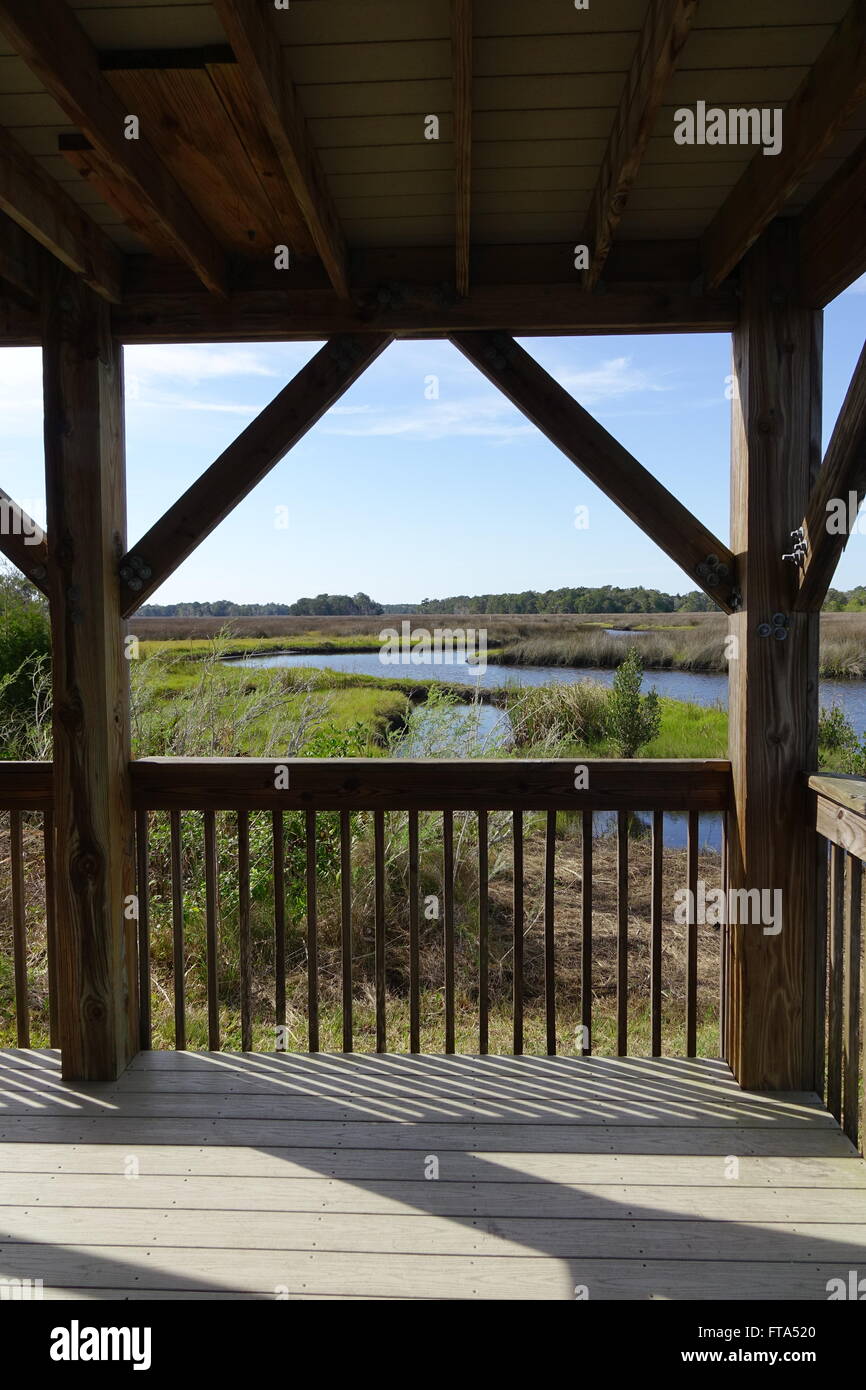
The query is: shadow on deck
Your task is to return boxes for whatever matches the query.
[1,1050,865,1300]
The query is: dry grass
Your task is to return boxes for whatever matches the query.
[0,812,722,1057]
[129,611,866,679]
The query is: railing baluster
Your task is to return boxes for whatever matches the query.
[813,835,829,1100]
[10,810,28,1047]
[273,810,286,1043]
[340,809,352,1052]
[170,810,185,1051]
[135,809,151,1050]
[43,809,59,1049]
[718,813,726,1060]
[827,843,845,1122]
[478,808,488,1056]
[512,809,524,1056]
[238,810,252,1052]
[203,810,219,1050]
[617,810,628,1056]
[581,809,593,1055]
[686,809,699,1057]
[651,809,663,1057]
[843,853,862,1146]
[443,810,455,1054]
[306,810,319,1052]
[374,809,386,1053]
[544,809,556,1055]
[408,810,419,1053]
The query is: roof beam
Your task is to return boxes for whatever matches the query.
[451,0,472,297]
[0,486,49,593]
[793,339,866,612]
[119,334,391,616]
[581,0,697,290]
[0,124,123,302]
[0,210,42,302]
[212,0,349,298]
[702,1,866,289]
[799,136,866,307]
[0,0,226,294]
[111,244,738,343]
[451,331,737,612]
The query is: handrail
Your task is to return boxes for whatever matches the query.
[0,762,53,809]
[809,773,866,857]
[131,757,732,812]
[809,771,865,1149]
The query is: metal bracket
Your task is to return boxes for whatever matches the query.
[782,527,808,568]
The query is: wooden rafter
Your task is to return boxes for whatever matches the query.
[0,124,123,302]
[799,135,866,307]
[794,339,866,612]
[451,0,472,297]
[119,334,391,617]
[0,486,49,593]
[0,0,226,295]
[581,0,697,291]
[451,331,737,612]
[212,0,349,298]
[703,1,866,289]
[0,210,42,302]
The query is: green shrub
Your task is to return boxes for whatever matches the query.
[604,646,661,757]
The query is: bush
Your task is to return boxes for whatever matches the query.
[0,569,50,745]
[604,646,661,757]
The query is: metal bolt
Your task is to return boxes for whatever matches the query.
[773,625,789,641]
[757,622,772,637]
[771,612,787,627]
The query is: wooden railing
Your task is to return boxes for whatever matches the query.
[0,758,731,1058]
[810,774,866,1148]
[131,758,730,1057]
[0,762,55,1048]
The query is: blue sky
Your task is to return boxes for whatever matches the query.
[0,273,863,606]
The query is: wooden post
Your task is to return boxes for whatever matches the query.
[42,262,138,1080]
[727,222,822,1090]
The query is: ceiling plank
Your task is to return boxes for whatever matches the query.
[0,124,123,302]
[0,0,227,294]
[119,334,391,616]
[451,330,737,612]
[212,0,349,297]
[581,0,697,291]
[794,339,866,611]
[451,0,472,297]
[702,1,866,289]
[799,136,866,307]
[0,486,49,593]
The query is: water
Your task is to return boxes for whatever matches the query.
[230,649,866,737]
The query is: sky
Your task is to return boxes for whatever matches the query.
[0,273,863,607]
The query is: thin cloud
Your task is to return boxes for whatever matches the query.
[557,356,668,404]
[321,395,533,442]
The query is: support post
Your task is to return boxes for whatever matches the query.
[727,222,822,1090]
[42,262,137,1080]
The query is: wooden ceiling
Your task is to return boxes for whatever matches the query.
[0,0,863,339]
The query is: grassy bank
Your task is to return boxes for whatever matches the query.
[132,610,866,678]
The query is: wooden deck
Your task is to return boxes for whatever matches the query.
[1,1049,865,1301]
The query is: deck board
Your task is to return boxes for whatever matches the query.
[1,1051,864,1300]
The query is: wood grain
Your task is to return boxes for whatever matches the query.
[726,224,822,1089]
[42,265,138,1081]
